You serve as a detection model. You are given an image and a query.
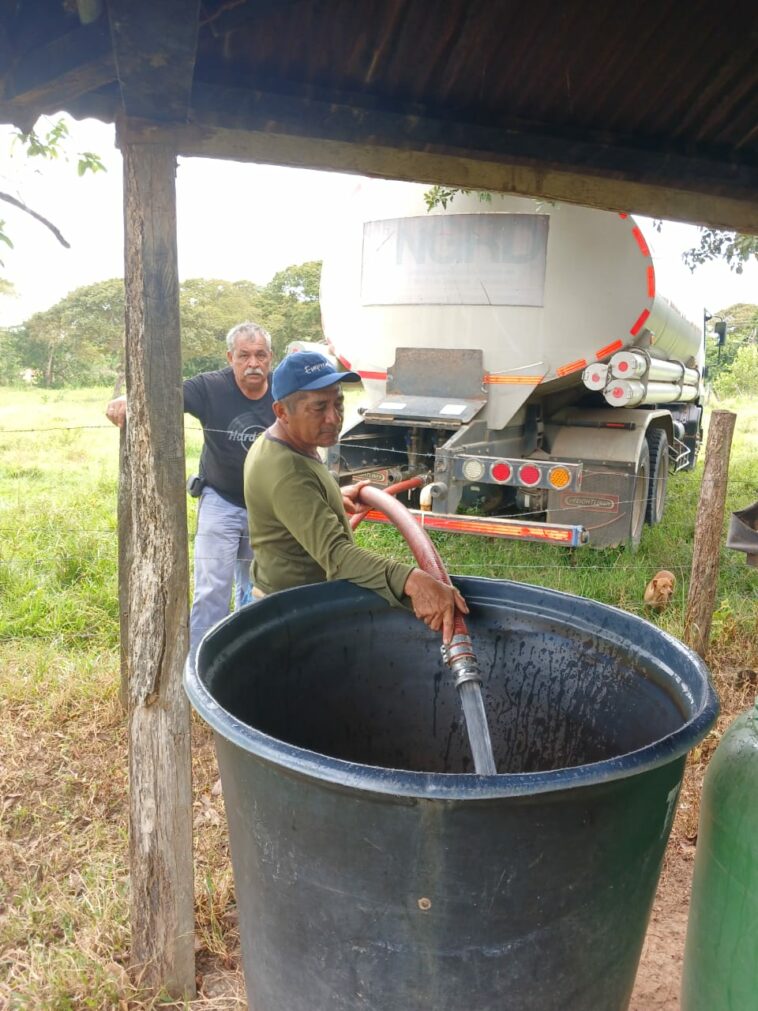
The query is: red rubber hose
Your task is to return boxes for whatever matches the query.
[349,475,425,531]
[355,484,468,638]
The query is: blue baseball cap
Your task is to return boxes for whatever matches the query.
[272,351,361,401]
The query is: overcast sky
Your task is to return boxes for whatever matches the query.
[0,116,755,328]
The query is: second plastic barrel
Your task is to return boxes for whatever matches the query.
[185,576,717,1011]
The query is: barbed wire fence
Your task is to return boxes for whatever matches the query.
[0,414,750,652]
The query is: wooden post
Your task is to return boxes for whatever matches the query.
[112,372,130,711]
[117,424,130,710]
[684,410,737,658]
[122,139,195,996]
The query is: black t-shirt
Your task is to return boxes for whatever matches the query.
[183,367,275,508]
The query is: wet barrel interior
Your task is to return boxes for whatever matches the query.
[202,579,690,775]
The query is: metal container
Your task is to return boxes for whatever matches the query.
[185,576,717,1011]
[681,700,758,1009]
[320,183,704,430]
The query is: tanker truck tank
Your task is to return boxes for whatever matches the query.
[321,181,705,549]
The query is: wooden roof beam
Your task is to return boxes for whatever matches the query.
[107,0,200,123]
[120,84,758,232]
[0,18,115,130]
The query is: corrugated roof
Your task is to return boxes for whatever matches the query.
[1,0,756,229]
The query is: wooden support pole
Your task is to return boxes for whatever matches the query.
[684,410,737,658]
[117,423,130,710]
[122,140,195,996]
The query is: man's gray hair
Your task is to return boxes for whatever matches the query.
[279,390,308,412]
[226,321,272,353]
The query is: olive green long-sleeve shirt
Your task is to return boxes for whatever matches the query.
[244,433,414,606]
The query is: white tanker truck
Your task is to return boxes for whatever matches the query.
[321,183,705,548]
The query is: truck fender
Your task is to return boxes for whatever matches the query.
[546,409,673,548]
[547,408,672,470]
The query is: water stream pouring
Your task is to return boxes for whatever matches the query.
[354,484,497,775]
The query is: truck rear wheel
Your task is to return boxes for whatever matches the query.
[630,441,650,547]
[645,429,669,526]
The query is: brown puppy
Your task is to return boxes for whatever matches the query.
[644,570,676,611]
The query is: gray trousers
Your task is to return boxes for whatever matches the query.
[188,485,252,672]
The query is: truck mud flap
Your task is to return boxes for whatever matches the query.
[548,467,637,548]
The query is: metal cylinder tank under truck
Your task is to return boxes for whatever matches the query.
[321,183,705,548]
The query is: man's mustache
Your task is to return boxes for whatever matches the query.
[244,367,264,376]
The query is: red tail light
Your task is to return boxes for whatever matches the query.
[518,465,541,487]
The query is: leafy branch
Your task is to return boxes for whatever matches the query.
[13,118,106,177]
[683,230,758,274]
[423,186,491,211]
[0,117,106,270]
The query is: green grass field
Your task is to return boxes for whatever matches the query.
[1,386,755,650]
[0,387,756,1008]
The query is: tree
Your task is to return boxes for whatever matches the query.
[0,323,28,384]
[704,302,758,396]
[180,278,265,377]
[19,278,125,386]
[705,303,758,384]
[715,342,758,398]
[255,260,324,358]
[0,261,326,385]
[179,264,325,372]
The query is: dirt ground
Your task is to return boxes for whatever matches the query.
[630,843,695,1009]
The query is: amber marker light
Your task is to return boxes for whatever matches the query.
[548,466,571,489]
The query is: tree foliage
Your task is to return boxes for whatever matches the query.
[682,230,758,274]
[257,260,323,357]
[715,342,758,398]
[705,303,758,396]
[0,261,325,386]
[180,278,264,375]
[423,186,491,211]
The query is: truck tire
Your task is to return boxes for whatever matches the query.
[630,441,650,547]
[645,429,669,526]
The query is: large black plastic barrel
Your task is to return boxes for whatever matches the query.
[185,576,717,1011]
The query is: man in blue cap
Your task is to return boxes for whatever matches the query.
[244,351,467,642]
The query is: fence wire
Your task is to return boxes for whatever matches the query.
[0,421,678,522]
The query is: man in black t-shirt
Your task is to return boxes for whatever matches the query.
[106,321,275,670]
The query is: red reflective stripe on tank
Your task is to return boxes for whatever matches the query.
[647,266,656,298]
[358,370,388,381]
[632,227,650,257]
[556,358,587,377]
[595,339,623,360]
[337,354,353,370]
[618,212,628,219]
[630,308,651,337]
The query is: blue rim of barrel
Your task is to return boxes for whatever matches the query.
[184,576,718,801]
